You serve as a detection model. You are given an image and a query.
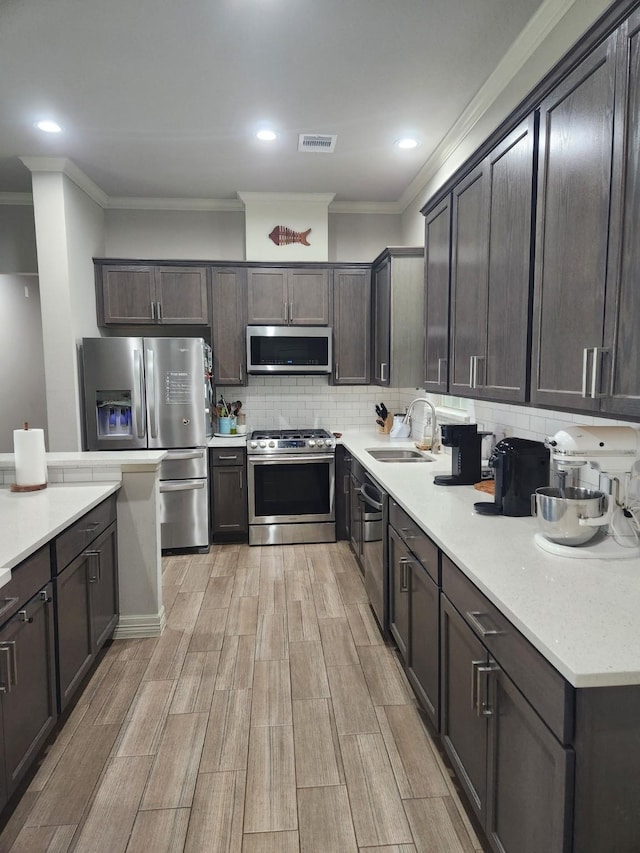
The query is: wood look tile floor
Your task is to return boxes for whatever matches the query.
[0,542,488,853]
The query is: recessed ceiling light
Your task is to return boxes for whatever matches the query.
[256,129,278,142]
[395,137,419,150]
[35,120,62,133]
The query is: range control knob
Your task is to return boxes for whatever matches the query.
[268,440,276,448]
[325,439,333,448]
[259,441,267,448]
[250,441,258,449]
[308,439,316,447]
[316,439,324,447]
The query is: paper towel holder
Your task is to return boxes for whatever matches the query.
[11,422,48,492]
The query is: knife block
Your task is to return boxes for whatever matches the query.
[376,414,393,434]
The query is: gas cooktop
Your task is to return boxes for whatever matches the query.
[247,428,335,454]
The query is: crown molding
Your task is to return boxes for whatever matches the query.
[19,157,110,208]
[398,0,578,212]
[0,192,33,206]
[238,191,336,206]
[106,196,244,212]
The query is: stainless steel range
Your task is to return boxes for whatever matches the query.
[247,429,336,545]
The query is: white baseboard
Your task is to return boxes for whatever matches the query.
[113,607,167,639]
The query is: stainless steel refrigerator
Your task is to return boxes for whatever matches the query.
[81,337,213,551]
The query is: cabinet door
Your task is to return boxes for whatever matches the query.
[288,269,329,325]
[440,594,488,823]
[372,259,391,385]
[247,269,288,324]
[408,561,439,729]
[487,667,573,853]
[155,267,209,324]
[0,584,56,797]
[212,268,247,385]
[56,551,94,711]
[449,164,489,397]
[424,196,451,393]
[531,36,617,410]
[99,266,156,324]
[482,115,535,403]
[211,465,247,539]
[88,523,119,653]
[335,447,351,541]
[333,268,371,384]
[349,472,363,571]
[387,526,410,661]
[603,12,640,417]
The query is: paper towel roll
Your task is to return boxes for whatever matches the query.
[13,423,47,486]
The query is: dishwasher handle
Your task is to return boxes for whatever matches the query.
[360,482,384,512]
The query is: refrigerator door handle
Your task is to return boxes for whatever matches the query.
[134,349,146,438]
[160,480,206,492]
[146,347,158,439]
[164,449,205,461]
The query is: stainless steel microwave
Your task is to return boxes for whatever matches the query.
[246,325,333,374]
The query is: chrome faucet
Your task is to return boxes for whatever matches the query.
[403,398,438,451]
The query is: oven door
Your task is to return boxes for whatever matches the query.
[248,453,335,524]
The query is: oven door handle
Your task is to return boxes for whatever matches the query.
[249,454,335,465]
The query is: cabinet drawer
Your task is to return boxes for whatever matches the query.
[0,546,51,627]
[389,499,439,583]
[54,495,117,573]
[441,554,574,744]
[210,448,246,467]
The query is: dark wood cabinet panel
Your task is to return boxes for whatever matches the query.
[89,523,119,653]
[0,584,56,801]
[372,258,391,385]
[335,446,351,541]
[96,263,209,326]
[408,560,439,728]
[332,267,371,384]
[211,267,247,385]
[210,449,247,541]
[247,268,329,325]
[387,526,409,660]
[531,36,617,410]
[424,196,451,393]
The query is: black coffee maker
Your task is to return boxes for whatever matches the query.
[434,424,484,486]
[474,437,549,516]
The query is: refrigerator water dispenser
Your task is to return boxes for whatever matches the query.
[96,392,133,437]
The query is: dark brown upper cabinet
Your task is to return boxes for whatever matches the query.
[531,35,617,411]
[211,267,247,386]
[424,196,451,394]
[246,267,329,325]
[332,267,371,385]
[449,115,535,402]
[96,263,209,326]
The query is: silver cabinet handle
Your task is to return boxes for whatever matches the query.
[399,526,417,541]
[335,362,339,381]
[469,356,475,388]
[84,549,101,583]
[217,455,238,461]
[39,589,52,603]
[156,301,162,321]
[466,610,504,637]
[0,597,19,620]
[581,347,590,398]
[289,301,294,323]
[239,363,243,383]
[471,659,484,712]
[380,362,388,382]
[591,347,609,399]
[399,556,412,592]
[18,610,33,624]
[218,523,241,529]
[151,301,156,320]
[437,357,447,386]
[0,641,17,693]
[476,663,499,716]
[283,302,288,323]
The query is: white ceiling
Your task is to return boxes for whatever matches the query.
[0,0,546,207]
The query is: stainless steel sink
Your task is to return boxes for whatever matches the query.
[366,449,434,463]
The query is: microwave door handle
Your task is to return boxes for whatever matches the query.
[133,348,145,438]
[146,347,158,439]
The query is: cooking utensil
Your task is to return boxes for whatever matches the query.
[532,486,607,545]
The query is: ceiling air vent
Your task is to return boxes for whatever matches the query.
[298,134,337,153]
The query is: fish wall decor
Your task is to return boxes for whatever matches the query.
[268,225,311,246]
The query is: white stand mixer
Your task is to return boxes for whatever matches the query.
[536,425,640,559]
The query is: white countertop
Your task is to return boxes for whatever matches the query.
[340,429,640,689]
[0,450,166,470]
[208,435,248,448]
[0,483,121,581]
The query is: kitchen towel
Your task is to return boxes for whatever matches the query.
[13,422,47,487]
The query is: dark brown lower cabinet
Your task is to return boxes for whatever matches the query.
[440,593,573,853]
[0,582,56,809]
[56,522,119,712]
[210,448,248,542]
[335,446,351,541]
[388,526,410,660]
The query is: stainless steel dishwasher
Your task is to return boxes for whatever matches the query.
[359,471,388,631]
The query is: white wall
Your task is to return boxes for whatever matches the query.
[0,274,47,451]
[329,213,402,262]
[0,204,38,273]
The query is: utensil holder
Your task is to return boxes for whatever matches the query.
[376,414,393,434]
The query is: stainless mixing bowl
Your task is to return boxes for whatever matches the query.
[532,486,607,545]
